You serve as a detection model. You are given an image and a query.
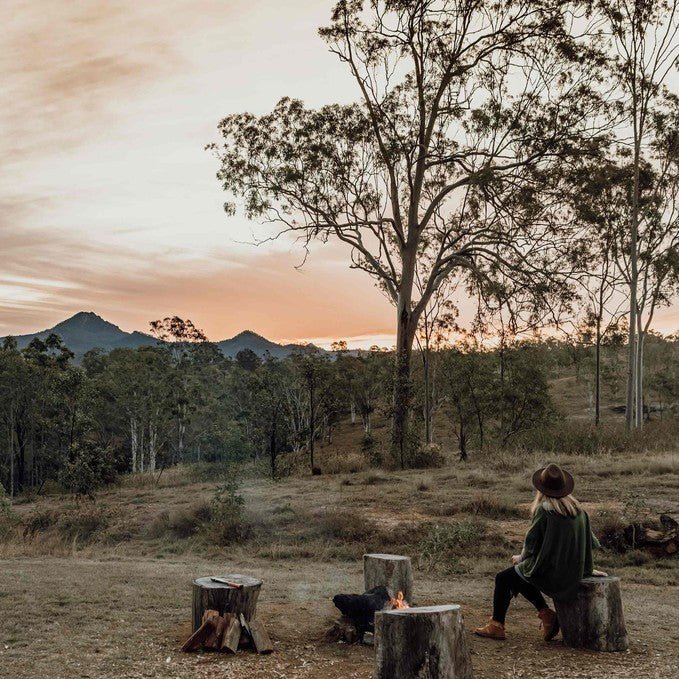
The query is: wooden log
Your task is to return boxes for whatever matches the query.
[554,577,629,652]
[364,554,414,603]
[181,609,219,652]
[220,613,241,653]
[249,619,274,654]
[191,574,262,632]
[374,604,473,679]
[324,615,361,644]
[204,615,227,650]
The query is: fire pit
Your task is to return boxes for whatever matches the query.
[329,585,409,644]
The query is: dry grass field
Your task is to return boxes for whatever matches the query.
[2,441,679,678]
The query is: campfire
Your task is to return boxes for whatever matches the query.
[328,585,410,644]
[390,591,408,609]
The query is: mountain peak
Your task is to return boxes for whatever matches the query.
[231,329,267,341]
[53,311,121,332]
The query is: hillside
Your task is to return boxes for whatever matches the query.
[3,312,320,359]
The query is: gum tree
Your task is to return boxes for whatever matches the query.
[211,0,605,463]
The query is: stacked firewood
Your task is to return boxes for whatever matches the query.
[181,609,273,654]
[600,513,678,556]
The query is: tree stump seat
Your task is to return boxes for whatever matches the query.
[364,553,414,603]
[375,604,474,679]
[554,576,629,652]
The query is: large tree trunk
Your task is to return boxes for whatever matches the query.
[636,330,645,428]
[392,306,416,469]
[148,422,157,473]
[374,605,473,679]
[130,417,138,473]
[554,577,628,652]
[595,315,601,426]
[308,375,315,471]
[626,100,641,431]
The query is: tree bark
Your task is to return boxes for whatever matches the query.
[554,577,629,652]
[192,575,262,632]
[364,553,414,604]
[595,314,601,426]
[392,306,416,468]
[374,605,473,679]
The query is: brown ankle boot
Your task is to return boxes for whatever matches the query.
[537,608,559,641]
[473,618,506,640]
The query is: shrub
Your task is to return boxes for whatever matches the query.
[418,520,486,570]
[147,503,212,540]
[409,443,445,469]
[22,508,60,537]
[362,433,385,467]
[274,451,306,478]
[461,493,523,519]
[58,442,117,497]
[208,475,251,545]
[320,509,378,543]
[323,452,368,475]
[57,505,109,542]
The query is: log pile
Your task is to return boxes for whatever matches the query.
[181,609,273,654]
[600,513,678,556]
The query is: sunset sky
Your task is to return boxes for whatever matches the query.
[2,0,677,347]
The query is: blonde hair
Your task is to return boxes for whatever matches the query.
[530,490,581,518]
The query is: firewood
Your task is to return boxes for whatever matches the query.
[239,613,255,650]
[181,609,219,652]
[220,613,241,653]
[249,619,273,654]
[204,615,227,650]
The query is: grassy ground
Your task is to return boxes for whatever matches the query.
[2,442,679,678]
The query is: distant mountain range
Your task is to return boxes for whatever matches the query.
[4,311,320,359]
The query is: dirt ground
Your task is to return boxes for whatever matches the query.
[2,447,678,678]
[1,554,677,679]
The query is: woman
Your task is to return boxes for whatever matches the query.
[474,463,606,641]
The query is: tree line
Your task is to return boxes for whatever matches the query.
[1,316,677,496]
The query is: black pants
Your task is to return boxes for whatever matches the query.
[492,566,548,624]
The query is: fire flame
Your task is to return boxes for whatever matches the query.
[390,591,409,609]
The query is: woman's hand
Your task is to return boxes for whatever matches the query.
[511,554,523,565]
[591,569,608,577]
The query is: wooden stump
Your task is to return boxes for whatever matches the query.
[374,605,473,679]
[192,575,262,632]
[554,577,629,652]
[364,553,414,603]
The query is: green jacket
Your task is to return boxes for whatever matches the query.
[516,505,600,602]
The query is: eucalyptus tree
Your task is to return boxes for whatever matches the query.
[150,317,209,463]
[599,0,679,427]
[211,0,606,462]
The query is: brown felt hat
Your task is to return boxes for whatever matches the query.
[532,463,574,498]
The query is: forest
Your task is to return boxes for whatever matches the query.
[2,317,678,497]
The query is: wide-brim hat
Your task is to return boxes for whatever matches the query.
[532,463,574,498]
